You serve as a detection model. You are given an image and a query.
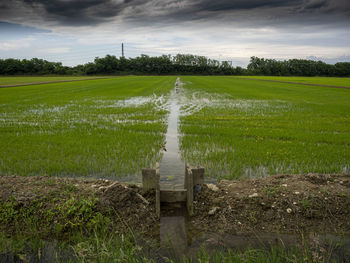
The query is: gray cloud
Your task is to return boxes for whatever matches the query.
[0,0,349,28]
[20,0,124,26]
[0,21,50,35]
[0,0,349,66]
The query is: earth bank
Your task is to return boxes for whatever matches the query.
[0,173,349,239]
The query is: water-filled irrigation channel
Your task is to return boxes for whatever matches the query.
[159,78,185,189]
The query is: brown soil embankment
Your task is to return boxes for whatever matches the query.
[192,173,350,235]
[0,176,158,234]
[1,174,349,236]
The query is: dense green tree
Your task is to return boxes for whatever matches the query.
[247,56,350,77]
[1,55,349,76]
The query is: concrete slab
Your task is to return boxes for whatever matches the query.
[160,189,187,203]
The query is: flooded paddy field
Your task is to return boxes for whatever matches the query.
[0,76,108,87]
[1,75,350,262]
[180,76,350,179]
[232,76,350,88]
[0,76,175,180]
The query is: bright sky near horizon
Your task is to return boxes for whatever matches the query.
[0,0,349,67]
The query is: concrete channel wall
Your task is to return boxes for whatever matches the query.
[142,163,204,217]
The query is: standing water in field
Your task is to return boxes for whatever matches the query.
[159,78,185,189]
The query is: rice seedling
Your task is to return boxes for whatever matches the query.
[0,76,106,86]
[0,76,175,180]
[0,76,107,86]
[179,76,350,179]
[233,76,350,87]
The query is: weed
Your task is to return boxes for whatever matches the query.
[248,211,258,224]
[299,199,312,210]
[45,179,56,186]
[261,185,283,197]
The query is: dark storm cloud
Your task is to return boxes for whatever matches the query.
[21,0,126,25]
[0,0,349,27]
[192,0,301,12]
[304,0,328,10]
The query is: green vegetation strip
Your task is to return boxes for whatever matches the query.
[179,76,350,179]
[0,76,110,86]
[0,76,175,177]
[233,76,350,88]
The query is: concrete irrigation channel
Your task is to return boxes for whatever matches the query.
[143,78,206,216]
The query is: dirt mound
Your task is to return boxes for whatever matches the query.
[97,183,158,231]
[0,176,157,233]
[191,174,350,235]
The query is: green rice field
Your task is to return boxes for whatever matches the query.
[0,76,174,177]
[233,76,350,87]
[0,76,108,86]
[180,76,350,179]
[0,75,349,180]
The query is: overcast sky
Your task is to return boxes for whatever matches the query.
[0,0,349,66]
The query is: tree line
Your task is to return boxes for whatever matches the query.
[0,54,349,76]
[247,56,350,77]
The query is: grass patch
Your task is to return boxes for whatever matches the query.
[261,185,284,197]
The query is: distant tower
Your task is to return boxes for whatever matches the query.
[122,43,125,58]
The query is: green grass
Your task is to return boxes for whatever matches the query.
[0,76,109,86]
[0,185,151,262]
[179,76,350,179]
[1,233,346,263]
[0,76,175,178]
[234,76,350,87]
